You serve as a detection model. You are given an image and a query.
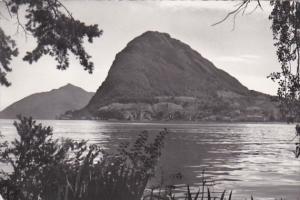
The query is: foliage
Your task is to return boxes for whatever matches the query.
[97,110,124,120]
[0,115,98,200]
[0,28,18,86]
[294,125,300,158]
[0,0,102,86]
[266,1,300,158]
[268,1,300,118]
[295,143,300,158]
[0,116,168,200]
[144,186,233,200]
[117,129,168,177]
[214,0,300,120]
[216,0,300,158]
[143,171,233,200]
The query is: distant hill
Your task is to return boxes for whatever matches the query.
[69,31,281,121]
[0,84,94,119]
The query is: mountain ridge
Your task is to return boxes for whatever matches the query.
[0,84,94,119]
[88,31,248,106]
[66,31,281,121]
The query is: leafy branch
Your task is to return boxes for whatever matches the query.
[0,0,102,86]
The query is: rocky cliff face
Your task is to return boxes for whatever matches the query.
[0,84,94,119]
[71,31,280,121]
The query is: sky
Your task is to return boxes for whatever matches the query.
[0,1,280,110]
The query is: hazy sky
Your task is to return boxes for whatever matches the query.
[0,1,280,110]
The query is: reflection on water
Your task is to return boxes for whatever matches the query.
[0,120,299,199]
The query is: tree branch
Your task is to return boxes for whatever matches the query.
[15,10,28,39]
[212,0,263,27]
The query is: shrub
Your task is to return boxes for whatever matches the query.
[0,116,99,200]
[0,116,168,200]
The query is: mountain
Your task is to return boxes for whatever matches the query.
[0,84,94,119]
[70,31,280,121]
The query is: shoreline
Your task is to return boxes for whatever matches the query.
[0,118,294,125]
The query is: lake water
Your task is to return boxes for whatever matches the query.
[0,119,300,200]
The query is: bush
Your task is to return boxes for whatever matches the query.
[0,116,168,200]
[0,116,98,200]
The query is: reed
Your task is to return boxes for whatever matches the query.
[142,170,233,200]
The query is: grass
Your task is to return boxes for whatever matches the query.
[142,170,233,200]
[143,185,233,200]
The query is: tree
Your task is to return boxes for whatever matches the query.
[215,0,300,118]
[215,0,300,158]
[268,1,300,118]
[0,0,102,86]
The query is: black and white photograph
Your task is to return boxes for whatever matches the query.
[0,1,300,200]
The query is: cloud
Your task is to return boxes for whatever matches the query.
[214,54,261,64]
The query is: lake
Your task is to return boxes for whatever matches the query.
[0,119,299,199]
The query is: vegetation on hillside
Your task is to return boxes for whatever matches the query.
[217,0,300,159]
[66,31,279,121]
[216,0,300,121]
